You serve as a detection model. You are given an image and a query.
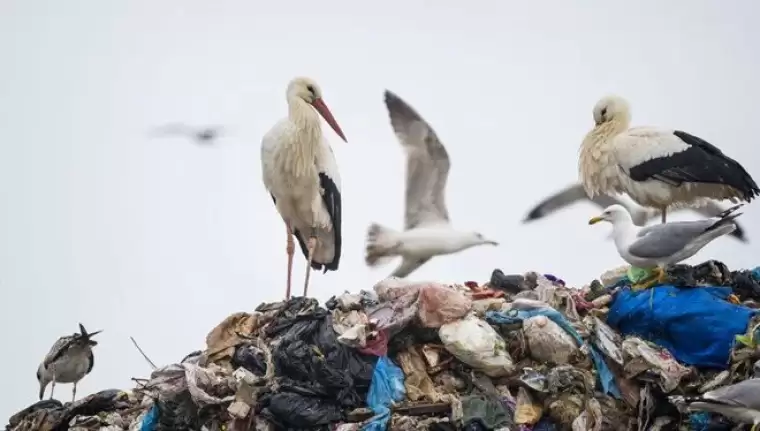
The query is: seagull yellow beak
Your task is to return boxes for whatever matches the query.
[588,216,605,225]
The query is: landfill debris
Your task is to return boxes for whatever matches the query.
[7,260,760,430]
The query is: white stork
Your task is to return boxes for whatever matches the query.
[579,95,759,223]
[261,77,347,299]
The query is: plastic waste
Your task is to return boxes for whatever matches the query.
[362,356,406,431]
[439,315,515,377]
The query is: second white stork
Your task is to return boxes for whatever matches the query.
[579,95,759,223]
[261,77,347,299]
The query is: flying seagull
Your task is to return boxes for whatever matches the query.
[261,77,347,299]
[364,90,498,278]
[150,123,225,145]
[670,379,760,430]
[579,95,759,223]
[37,323,102,402]
[523,183,748,242]
[588,203,743,282]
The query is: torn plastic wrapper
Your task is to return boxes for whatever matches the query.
[439,315,515,377]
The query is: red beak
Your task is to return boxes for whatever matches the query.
[311,98,347,142]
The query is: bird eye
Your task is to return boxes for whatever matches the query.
[600,107,608,118]
[306,85,315,95]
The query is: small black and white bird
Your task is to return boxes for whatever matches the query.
[37,323,101,402]
[150,123,225,145]
[579,95,759,223]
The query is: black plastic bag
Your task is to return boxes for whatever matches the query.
[231,342,268,376]
[259,297,377,428]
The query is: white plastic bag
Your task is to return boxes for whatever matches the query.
[439,315,515,377]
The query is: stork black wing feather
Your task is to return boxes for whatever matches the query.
[318,172,342,272]
[627,130,759,201]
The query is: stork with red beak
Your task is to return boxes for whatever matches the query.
[261,77,347,299]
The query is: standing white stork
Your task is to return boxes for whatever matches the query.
[579,95,759,223]
[261,77,347,299]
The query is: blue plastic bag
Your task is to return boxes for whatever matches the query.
[607,285,756,368]
[140,404,158,431]
[362,356,406,431]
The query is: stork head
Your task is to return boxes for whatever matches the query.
[592,95,631,126]
[287,77,347,142]
[588,204,631,226]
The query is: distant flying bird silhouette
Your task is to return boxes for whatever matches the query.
[150,123,226,145]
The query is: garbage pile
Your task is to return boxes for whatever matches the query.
[7,259,760,431]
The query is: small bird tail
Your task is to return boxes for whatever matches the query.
[78,323,102,346]
[365,223,400,267]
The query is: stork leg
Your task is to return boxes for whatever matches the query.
[303,228,318,297]
[285,223,295,300]
[50,380,56,400]
[72,381,77,403]
[660,207,667,224]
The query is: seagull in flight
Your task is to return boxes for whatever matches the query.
[364,90,498,278]
[523,183,748,242]
[150,123,226,145]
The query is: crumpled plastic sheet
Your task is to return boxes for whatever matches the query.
[205,311,262,365]
[486,301,621,398]
[361,356,406,431]
[439,315,515,377]
[326,290,379,312]
[371,278,472,330]
[460,393,514,430]
[608,285,757,368]
[621,337,692,393]
[146,362,235,406]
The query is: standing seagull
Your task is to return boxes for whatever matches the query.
[364,90,498,278]
[261,77,347,299]
[578,95,759,223]
[37,323,101,402]
[588,204,742,285]
[670,379,760,430]
[522,182,748,242]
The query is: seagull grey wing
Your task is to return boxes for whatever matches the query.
[43,336,75,367]
[391,257,431,278]
[627,220,714,259]
[384,90,451,230]
[150,123,191,138]
[523,183,588,222]
[702,379,760,409]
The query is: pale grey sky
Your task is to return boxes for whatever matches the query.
[1,0,759,418]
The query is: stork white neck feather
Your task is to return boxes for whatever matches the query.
[283,96,323,178]
[578,113,631,197]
